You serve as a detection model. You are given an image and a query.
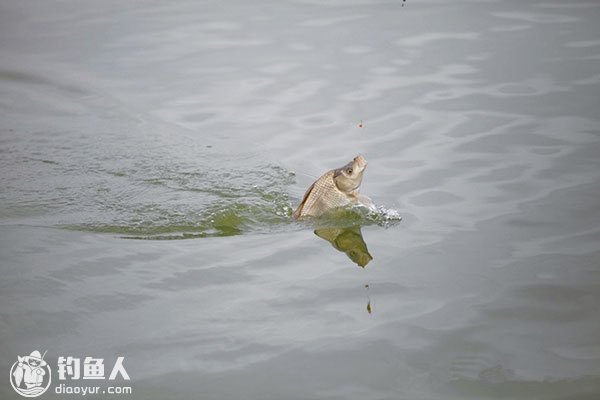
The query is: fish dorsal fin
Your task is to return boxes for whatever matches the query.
[293,180,316,219]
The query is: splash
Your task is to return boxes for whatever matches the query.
[306,204,402,231]
[365,205,404,227]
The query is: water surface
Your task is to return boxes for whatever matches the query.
[1,0,599,399]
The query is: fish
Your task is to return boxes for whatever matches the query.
[293,154,372,219]
[13,357,24,387]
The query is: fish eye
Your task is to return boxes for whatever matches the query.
[346,168,353,174]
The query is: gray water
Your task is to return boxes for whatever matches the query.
[1,0,600,399]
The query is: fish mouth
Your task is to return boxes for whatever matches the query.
[354,154,367,169]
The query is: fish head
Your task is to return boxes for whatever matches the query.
[333,154,367,193]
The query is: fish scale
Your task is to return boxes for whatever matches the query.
[294,170,355,218]
[293,155,368,219]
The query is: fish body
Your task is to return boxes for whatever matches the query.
[293,155,369,219]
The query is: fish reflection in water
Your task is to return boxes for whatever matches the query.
[314,225,373,267]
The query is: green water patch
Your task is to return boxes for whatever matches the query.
[68,190,295,240]
[61,163,297,239]
[67,200,401,240]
